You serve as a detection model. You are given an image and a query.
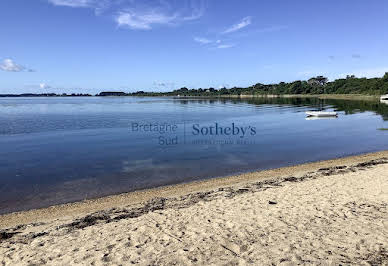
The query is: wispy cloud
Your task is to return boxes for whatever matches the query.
[352,54,361,59]
[194,37,213,44]
[193,37,233,49]
[39,83,52,90]
[232,25,288,38]
[0,59,34,72]
[116,11,178,30]
[194,19,285,49]
[217,44,234,49]
[223,16,252,34]
[47,0,206,30]
[115,1,206,30]
[48,0,95,8]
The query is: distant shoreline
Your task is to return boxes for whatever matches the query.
[0,94,381,101]
[176,94,381,101]
[2,72,387,98]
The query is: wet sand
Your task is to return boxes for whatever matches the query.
[1,151,388,265]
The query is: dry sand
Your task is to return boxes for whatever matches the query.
[1,151,388,265]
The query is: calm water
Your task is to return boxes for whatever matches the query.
[1,96,388,214]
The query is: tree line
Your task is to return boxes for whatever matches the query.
[129,73,388,96]
[2,73,388,97]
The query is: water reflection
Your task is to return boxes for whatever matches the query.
[173,97,388,121]
[1,96,388,214]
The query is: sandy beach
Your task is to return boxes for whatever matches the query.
[1,151,388,265]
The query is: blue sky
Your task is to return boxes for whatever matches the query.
[1,0,388,93]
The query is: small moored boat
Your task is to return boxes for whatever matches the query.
[306,111,338,117]
[381,94,388,100]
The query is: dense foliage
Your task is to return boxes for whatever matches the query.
[129,73,388,96]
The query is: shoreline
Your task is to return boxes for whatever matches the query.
[0,94,382,101]
[1,150,388,264]
[222,94,380,101]
[1,150,387,229]
[137,94,381,101]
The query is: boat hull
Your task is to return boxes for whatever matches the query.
[380,95,388,100]
[306,111,338,117]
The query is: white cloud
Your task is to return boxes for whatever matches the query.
[194,38,224,47]
[217,44,234,49]
[231,25,288,39]
[0,59,33,72]
[194,37,213,44]
[39,83,52,89]
[223,16,252,34]
[47,0,95,8]
[47,0,206,30]
[116,10,178,30]
[193,36,233,49]
[115,1,206,30]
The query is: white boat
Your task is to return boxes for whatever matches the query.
[381,94,388,100]
[306,111,338,117]
[305,116,338,120]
